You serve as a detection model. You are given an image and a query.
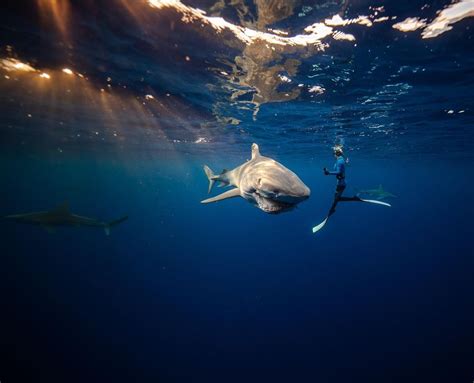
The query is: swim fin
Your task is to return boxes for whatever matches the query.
[312,217,328,234]
[359,199,391,207]
[312,199,390,234]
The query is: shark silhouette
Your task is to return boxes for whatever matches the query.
[356,185,396,200]
[3,202,128,235]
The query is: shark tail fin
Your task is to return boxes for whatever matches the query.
[104,215,128,236]
[204,165,216,194]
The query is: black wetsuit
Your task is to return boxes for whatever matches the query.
[326,155,361,217]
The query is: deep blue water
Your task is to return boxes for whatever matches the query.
[1,1,473,382]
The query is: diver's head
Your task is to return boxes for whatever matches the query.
[333,144,344,157]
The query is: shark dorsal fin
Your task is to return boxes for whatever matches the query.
[51,201,70,215]
[251,143,260,160]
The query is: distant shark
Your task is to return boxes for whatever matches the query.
[356,184,396,200]
[3,202,128,235]
[201,143,310,213]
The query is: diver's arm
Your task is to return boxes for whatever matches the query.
[323,162,342,176]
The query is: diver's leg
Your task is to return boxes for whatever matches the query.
[336,184,363,202]
[339,195,363,202]
[313,185,344,233]
[328,185,345,217]
[327,200,338,217]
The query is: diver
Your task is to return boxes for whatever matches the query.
[323,144,361,217]
[312,144,391,234]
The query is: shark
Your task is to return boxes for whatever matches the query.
[356,184,396,200]
[201,143,310,214]
[3,202,128,235]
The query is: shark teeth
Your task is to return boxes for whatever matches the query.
[253,193,294,214]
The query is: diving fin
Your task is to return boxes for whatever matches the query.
[359,199,391,207]
[313,198,390,235]
[201,188,240,204]
[312,217,328,234]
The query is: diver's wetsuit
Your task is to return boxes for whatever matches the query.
[326,155,361,217]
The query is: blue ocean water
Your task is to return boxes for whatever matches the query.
[0,1,473,382]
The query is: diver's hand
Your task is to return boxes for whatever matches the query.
[323,167,329,175]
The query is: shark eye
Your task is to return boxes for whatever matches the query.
[257,178,262,187]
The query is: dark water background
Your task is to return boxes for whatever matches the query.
[0,0,473,382]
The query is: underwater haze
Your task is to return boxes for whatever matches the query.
[0,0,473,382]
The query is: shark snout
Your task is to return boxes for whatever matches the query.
[258,180,310,204]
[277,184,310,203]
[299,184,311,198]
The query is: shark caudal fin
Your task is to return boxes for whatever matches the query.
[104,215,128,236]
[203,165,216,193]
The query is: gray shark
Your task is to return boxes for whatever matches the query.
[3,202,128,235]
[201,143,310,214]
[356,184,396,200]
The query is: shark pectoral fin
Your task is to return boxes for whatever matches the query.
[42,225,56,234]
[201,188,240,204]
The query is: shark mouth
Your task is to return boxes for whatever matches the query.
[253,193,295,214]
